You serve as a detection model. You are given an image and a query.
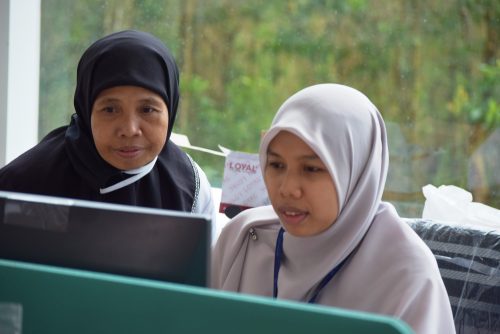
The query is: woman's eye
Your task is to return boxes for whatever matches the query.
[268,161,283,169]
[102,106,115,113]
[305,166,322,173]
[142,106,156,113]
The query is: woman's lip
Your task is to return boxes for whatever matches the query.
[278,208,308,225]
[116,147,142,158]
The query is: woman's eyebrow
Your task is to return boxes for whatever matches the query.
[138,97,164,105]
[267,149,279,156]
[94,96,164,105]
[94,97,120,104]
[301,154,320,161]
[267,148,319,161]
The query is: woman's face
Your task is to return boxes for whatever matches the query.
[91,85,169,170]
[264,131,339,237]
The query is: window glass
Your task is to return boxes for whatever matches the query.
[39,0,500,216]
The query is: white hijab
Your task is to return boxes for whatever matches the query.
[258,83,387,300]
[212,84,455,334]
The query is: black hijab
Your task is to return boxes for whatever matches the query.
[0,30,197,211]
[67,29,180,189]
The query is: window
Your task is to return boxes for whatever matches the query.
[38,0,499,216]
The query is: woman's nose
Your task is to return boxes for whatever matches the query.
[118,112,141,137]
[279,172,302,199]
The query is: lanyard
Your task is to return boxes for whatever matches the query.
[273,227,350,304]
[99,156,158,194]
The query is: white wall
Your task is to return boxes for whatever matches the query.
[0,0,41,167]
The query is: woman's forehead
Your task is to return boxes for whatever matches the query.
[265,132,330,173]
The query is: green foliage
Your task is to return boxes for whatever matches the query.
[448,61,500,128]
[39,0,500,214]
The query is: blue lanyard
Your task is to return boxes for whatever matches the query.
[273,227,350,304]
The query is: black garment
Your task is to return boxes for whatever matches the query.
[0,127,196,210]
[0,30,197,211]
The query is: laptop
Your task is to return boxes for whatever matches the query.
[0,190,211,287]
[0,258,414,334]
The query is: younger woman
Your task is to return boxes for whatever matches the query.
[211,84,455,334]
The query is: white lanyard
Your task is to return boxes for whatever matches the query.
[99,157,158,194]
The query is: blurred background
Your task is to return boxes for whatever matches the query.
[38,0,499,217]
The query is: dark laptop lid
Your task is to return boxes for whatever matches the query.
[0,191,211,287]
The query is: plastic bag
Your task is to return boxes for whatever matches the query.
[422,184,500,230]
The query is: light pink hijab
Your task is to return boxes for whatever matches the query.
[211,84,455,334]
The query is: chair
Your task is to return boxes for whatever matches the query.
[405,218,500,334]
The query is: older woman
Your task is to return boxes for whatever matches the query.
[0,30,213,215]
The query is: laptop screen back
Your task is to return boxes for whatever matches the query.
[0,191,211,287]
